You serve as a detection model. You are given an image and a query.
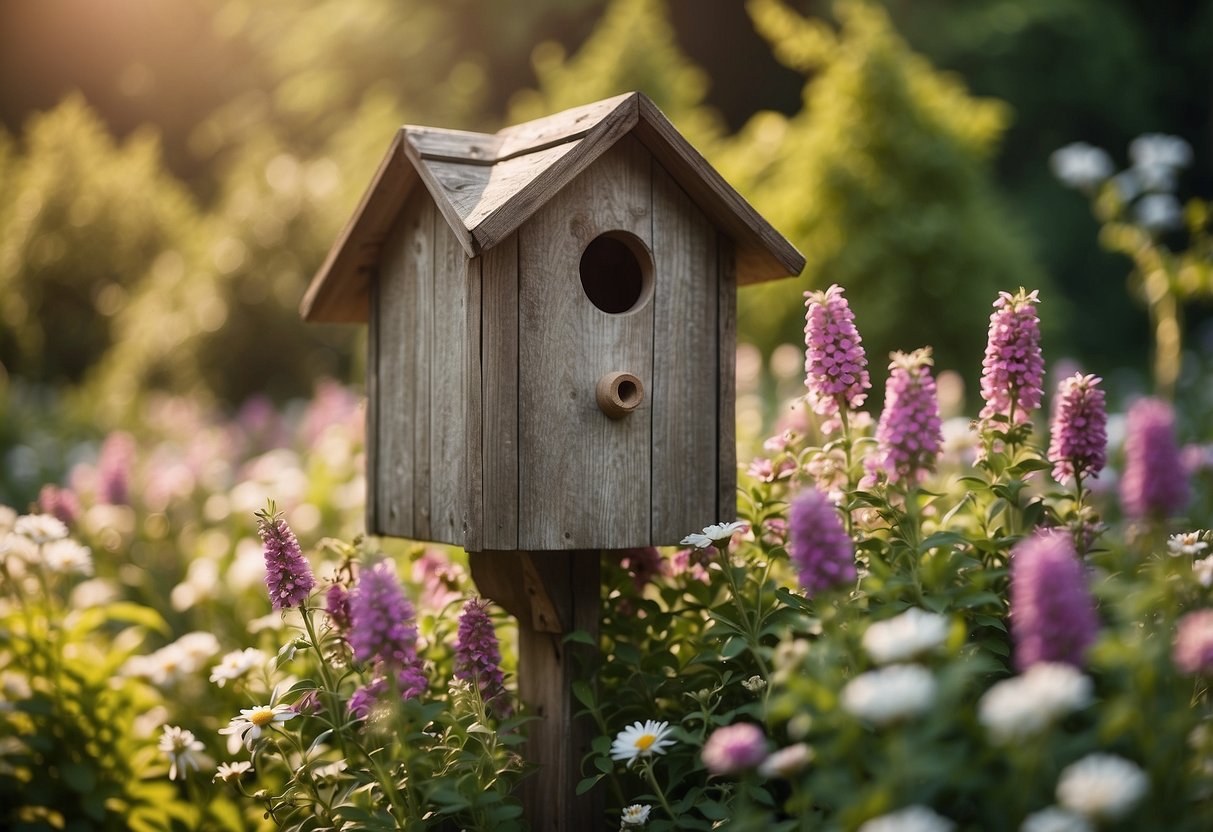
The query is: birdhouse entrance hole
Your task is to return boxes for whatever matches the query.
[578,232,652,314]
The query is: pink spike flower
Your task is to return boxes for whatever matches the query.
[1048,373,1108,484]
[979,288,1044,426]
[875,348,944,486]
[803,284,870,417]
[255,506,315,610]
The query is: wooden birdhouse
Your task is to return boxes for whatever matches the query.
[301,92,804,552]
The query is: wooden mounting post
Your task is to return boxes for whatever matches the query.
[469,550,603,832]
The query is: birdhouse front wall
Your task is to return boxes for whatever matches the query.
[478,135,735,552]
[368,135,738,552]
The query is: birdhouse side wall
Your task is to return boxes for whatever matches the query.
[369,188,470,547]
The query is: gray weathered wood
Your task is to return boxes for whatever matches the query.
[429,214,468,546]
[365,268,381,534]
[518,135,653,550]
[464,255,484,553]
[467,550,603,832]
[374,199,419,538]
[631,94,805,286]
[481,234,520,551]
[651,164,719,544]
[410,197,435,541]
[717,234,739,522]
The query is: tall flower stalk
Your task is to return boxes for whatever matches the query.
[1009,531,1099,671]
[979,288,1045,433]
[1120,397,1189,523]
[875,348,943,489]
[255,503,316,610]
[1048,373,1108,519]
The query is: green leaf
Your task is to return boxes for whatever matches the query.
[576,774,604,795]
[564,629,596,646]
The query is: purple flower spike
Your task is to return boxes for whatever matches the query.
[1120,397,1189,520]
[979,288,1045,426]
[325,584,351,632]
[39,484,80,526]
[804,283,870,417]
[789,486,856,597]
[1174,610,1213,675]
[1010,531,1099,671]
[349,559,419,667]
[875,348,944,486]
[454,599,509,715]
[255,507,316,610]
[97,431,137,505]
[1048,373,1108,484]
[702,723,768,776]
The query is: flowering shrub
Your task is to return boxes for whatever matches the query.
[6,285,1213,831]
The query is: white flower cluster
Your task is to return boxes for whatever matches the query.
[861,608,950,664]
[858,805,955,832]
[122,631,221,686]
[209,647,269,687]
[978,663,1092,743]
[1168,531,1209,557]
[1056,753,1149,822]
[1050,143,1114,191]
[1020,807,1093,832]
[842,664,937,726]
[0,512,93,577]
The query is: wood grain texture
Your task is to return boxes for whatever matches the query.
[373,198,419,538]
[518,135,653,550]
[631,94,805,285]
[473,96,640,251]
[717,233,739,523]
[365,268,381,534]
[301,130,418,323]
[402,140,478,260]
[425,143,577,232]
[463,255,484,553]
[429,216,468,546]
[495,92,634,158]
[405,126,500,164]
[480,234,520,551]
[468,550,603,832]
[651,164,719,544]
[410,198,435,541]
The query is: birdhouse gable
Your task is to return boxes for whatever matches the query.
[300,92,804,324]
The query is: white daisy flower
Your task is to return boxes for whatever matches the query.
[758,742,813,778]
[0,505,17,533]
[209,648,268,688]
[14,514,68,545]
[1193,557,1213,587]
[1167,532,1208,557]
[861,608,950,665]
[41,539,93,576]
[679,521,748,549]
[175,631,222,665]
[620,803,652,826]
[218,703,296,751]
[610,720,675,767]
[858,805,955,832]
[979,663,1092,743]
[1020,806,1094,832]
[159,725,205,781]
[1056,753,1148,821]
[214,760,254,783]
[841,664,937,726]
[1,532,38,566]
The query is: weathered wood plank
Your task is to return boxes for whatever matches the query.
[518,135,653,550]
[467,550,603,832]
[651,164,718,544]
[481,234,520,551]
[429,215,468,546]
[717,233,739,523]
[410,197,435,541]
[473,96,640,251]
[496,92,635,158]
[374,200,418,538]
[405,127,501,164]
[425,142,577,231]
[631,94,805,286]
[365,268,381,535]
[463,255,484,553]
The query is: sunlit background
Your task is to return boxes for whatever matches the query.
[1,0,1210,506]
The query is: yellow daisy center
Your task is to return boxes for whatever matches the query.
[249,707,277,727]
[634,734,657,751]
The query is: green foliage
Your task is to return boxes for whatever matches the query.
[725,0,1054,385]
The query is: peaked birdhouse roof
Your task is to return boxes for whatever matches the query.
[301,91,805,322]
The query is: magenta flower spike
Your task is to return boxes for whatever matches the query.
[1010,531,1099,671]
[255,506,316,610]
[349,559,419,667]
[803,283,870,418]
[979,288,1045,427]
[789,486,856,597]
[1048,373,1108,485]
[875,348,944,486]
[325,583,352,632]
[454,598,509,715]
[1120,397,1189,520]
